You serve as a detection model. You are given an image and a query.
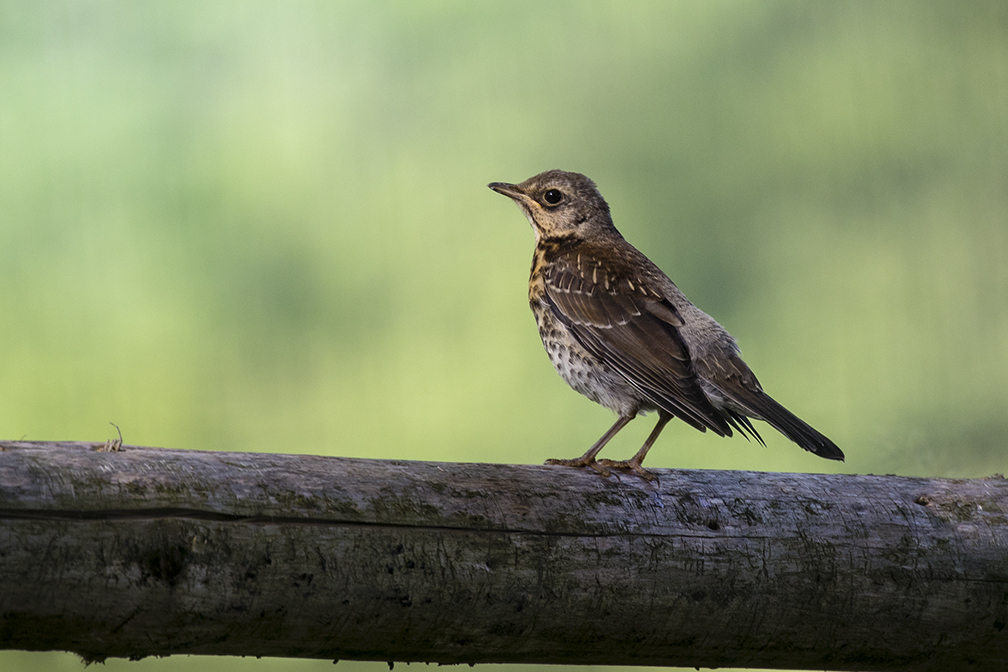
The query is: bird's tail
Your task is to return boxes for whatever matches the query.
[750,393,844,461]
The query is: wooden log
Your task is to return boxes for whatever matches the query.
[0,441,1006,670]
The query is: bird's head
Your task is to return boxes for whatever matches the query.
[489,170,614,242]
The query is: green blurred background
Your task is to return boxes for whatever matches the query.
[1,1,1006,671]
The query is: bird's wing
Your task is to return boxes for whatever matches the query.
[542,257,732,436]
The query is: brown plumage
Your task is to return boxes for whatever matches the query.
[489,169,843,480]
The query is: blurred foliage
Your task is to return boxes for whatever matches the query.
[1,1,1006,671]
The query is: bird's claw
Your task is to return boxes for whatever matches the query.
[545,457,611,478]
[596,458,656,482]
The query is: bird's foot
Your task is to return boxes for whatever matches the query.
[596,458,656,482]
[545,456,611,478]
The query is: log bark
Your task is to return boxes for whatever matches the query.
[0,441,1006,670]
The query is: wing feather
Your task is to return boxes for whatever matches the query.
[543,260,731,436]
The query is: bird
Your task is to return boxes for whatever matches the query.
[489,170,843,480]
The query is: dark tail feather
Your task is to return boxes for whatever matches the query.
[748,394,844,461]
[725,413,766,447]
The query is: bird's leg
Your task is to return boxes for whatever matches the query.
[546,414,634,477]
[598,411,672,481]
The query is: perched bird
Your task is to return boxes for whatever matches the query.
[489,170,843,480]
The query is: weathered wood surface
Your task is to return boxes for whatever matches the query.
[0,441,1006,670]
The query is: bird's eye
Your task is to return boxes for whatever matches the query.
[543,189,564,205]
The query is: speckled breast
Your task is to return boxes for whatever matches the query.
[528,294,646,418]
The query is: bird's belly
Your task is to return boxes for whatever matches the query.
[532,303,643,416]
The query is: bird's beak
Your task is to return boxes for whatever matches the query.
[488,182,522,198]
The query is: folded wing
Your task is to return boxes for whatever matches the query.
[542,257,732,437]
